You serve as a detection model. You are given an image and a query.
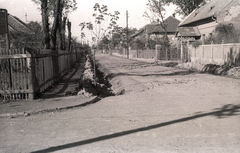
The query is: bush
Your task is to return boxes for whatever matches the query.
[204,23,240,44]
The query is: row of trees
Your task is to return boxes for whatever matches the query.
[81,0,209,53]
[31,0,78,50]
[22,0,208,53]
[26,0,210,52]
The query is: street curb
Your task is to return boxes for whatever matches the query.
[0,96,101,118]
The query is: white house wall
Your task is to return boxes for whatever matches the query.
[197,21,218,37]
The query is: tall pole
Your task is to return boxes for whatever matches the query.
[126,10,129,58]
[25,13,27,23]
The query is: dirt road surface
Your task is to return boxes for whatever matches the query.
[0,54,240,153]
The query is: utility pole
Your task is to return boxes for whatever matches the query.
[25,13,28,23]
[126,10,129,58]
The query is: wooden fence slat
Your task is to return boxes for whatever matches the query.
[1,48,81,100]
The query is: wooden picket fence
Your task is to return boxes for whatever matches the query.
[0,47,82,100]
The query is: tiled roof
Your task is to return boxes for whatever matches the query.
[151,16,181,34]
[131,16,180,38]
[176,27,201,37]
[179,0,238,26]
[8,14,33,34]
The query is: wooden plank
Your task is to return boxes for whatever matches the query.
[26,49,31,91]
[19,49,24,94]
[1,48,82,99]
[28,52,34,100]
[9,49,14,91]
[0,89,33,94]
[0,52,75,59]
[16,49,20,95]
[0,54,32,59]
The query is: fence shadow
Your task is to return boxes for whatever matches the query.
[31,104,240,153]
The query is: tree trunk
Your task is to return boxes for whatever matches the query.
[50,0,61,50]
[56,1,65,50]
[50,0,61,81]
[62,17,67,50]
[67,20,72,51]
[40,0,50,49]
[56,15,63,50]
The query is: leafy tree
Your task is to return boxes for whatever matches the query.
[27,21,44,48]
[80,32,86,43]
[110,26,123,48]
[162,0,207,16]
[80,3,120,50]
[98,36,110,51]
[205,23,240,44]
[80,3,108,46]
[121,27,137,49]
[32,0,77,49]
[79,3,120,77]
[144,0,170,58]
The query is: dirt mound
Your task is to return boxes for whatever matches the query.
[202,64,232,75]
[158,62,178,67]
[227,67,240,78]
[77,55,114,98]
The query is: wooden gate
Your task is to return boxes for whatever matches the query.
[0,48,33,100]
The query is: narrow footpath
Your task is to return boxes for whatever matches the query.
[0,57,98,118]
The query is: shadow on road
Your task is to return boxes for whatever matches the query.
[106,70,195,80]
[31,104,240,153]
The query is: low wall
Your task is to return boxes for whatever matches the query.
[190,43,240,66]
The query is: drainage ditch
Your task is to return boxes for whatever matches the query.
[77,55,115,98]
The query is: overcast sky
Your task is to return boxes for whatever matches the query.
[0,0,179,42]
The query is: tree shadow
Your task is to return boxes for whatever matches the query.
[39,62,83,99]
[106,69,195,79]
[31,104,240,153]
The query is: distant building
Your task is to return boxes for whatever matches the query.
[0,10,33,48]
[131,16,181,39]
[176,0,240,40]
[8,13,33,34]
[130,16,181,49]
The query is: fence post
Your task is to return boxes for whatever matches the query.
[155,44,160,60]
[181,40,183,62]
[211,41,213,63]
[187,40,190,62]
[222,40,224,64]
[166,48,168,61]
[202,45,204,64]
[195,47,196,60]
[28,52,36,99]
[177,41,179,61]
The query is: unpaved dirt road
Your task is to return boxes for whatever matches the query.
[0,54,240,153]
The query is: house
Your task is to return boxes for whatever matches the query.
[177,0,240,40]
[131,16,181,40]
[0,9,34,48]
[8,13,33,34]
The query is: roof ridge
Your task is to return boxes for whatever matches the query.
[179,0,235,26]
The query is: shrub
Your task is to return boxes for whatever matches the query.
[205,23,240,44]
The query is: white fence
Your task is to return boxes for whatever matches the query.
[190,43,240,66]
